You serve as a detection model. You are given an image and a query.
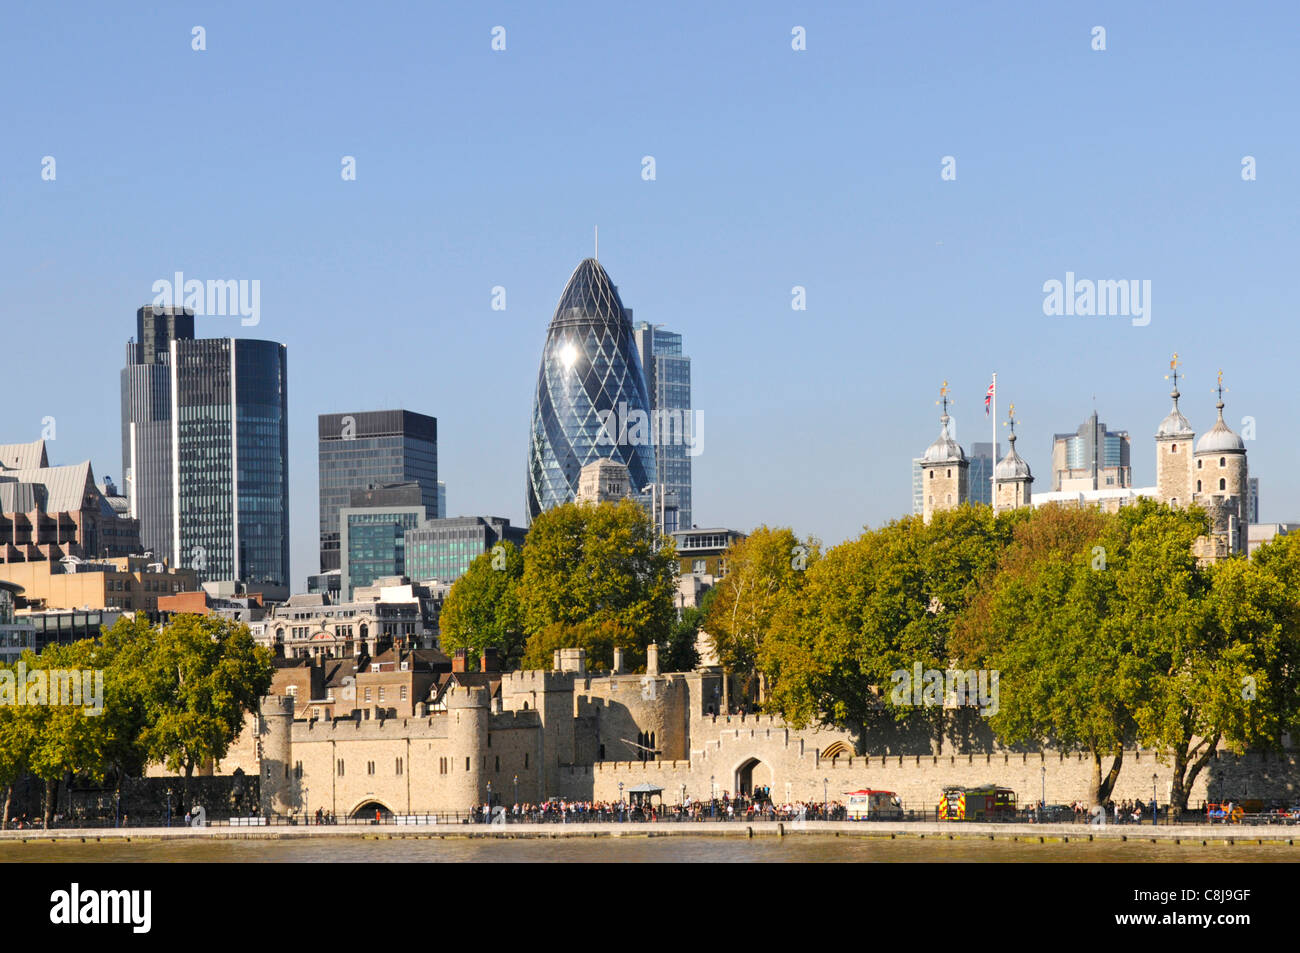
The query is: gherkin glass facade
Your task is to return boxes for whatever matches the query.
[527,259,656,520]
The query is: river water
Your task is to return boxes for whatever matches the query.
[0,835,1293,863]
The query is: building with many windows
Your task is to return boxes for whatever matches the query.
[0,440,142,565]
[526,258,657,521]
[338,483,431,600]
[317,410,439,574]
[0,555,200,616]
[121,306,289,585]
[1051,412,1131,492]
[633,322,694,531]
[403,516,526,584]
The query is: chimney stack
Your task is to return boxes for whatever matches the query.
[452,648,468,673]
[481,647,499,673]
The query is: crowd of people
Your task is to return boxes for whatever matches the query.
[478,791,848,823]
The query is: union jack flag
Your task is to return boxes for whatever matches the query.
[985,379,995,415]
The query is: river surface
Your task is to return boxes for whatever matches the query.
[0,836,1293,863]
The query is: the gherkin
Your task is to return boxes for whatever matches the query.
[526,258,656,521]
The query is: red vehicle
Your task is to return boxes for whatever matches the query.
[938,785,1017,821]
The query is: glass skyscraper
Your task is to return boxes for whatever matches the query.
[121,306,289,585]
[633,322,693,530]
[968,442,1001,506]
[404,516,526,583]
[526,258,656,520]
[317,410,438,572]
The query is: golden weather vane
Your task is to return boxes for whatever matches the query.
[936,380,952,415]
[1215,368,1227,403]
[1165,352,1181,391]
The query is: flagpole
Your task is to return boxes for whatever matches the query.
[991,371,997,507]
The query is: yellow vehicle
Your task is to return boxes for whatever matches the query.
[938,785,1017,821]
[845,789,903,820]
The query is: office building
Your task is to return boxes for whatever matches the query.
[121,306,289,585]
[634,322,694,530]
[317,410,439,573]
[1051,412,1131,491]
[526,258,656,520]
[338,483,431,599]
[968,442,1001,506]
[0,440,142,564]
[404,516,526,584]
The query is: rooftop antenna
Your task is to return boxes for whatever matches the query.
[594,226,598,260]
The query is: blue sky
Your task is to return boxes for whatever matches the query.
[3,2,1298,589]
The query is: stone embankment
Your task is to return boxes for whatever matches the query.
[1,821,1295,846]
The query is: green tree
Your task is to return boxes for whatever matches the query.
[521,619,636,671]
[1135,527,1300,813]
[704,526,819,705]
[437,540,525,668]
[762,506,1017,737]
[964,500,1209,807]
[112,614,273,811]
[0,675,39,829]
[520,499,677,670]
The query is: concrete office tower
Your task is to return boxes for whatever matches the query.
[317,411,438,573]
[526,258,656,521]
[1051,412,1132,491]
[121,306,289,585]
[633,322,693,529]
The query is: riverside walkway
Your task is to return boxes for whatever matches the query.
[1,820,1296,846]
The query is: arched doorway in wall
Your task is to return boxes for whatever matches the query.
[735,757,773,798]
[350,800,394,821]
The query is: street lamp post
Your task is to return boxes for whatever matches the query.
[1040,765,1046,823]
[710,775,716,819]
[1152,774,1158,826]
[823,778,829,820]
[618,782,624,822]
[166,789,172,828]
[513,774,519,815]
[486,781,492,824]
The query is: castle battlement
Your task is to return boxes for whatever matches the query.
[488,708,542,730]
[291,715,446,741]
[500,669,573,693]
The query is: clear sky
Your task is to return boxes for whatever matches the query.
[4,1,1298,589]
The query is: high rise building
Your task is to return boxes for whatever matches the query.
[121,306,289,585]
[969,442,1002,506]
[526,258,656,520]
[317,410,438,573]
[911,458,925,515]
[338,483,430,599]
[1051,412,1131,491]
[633,322,694,530]
[404,516,526,584]
[437,481,447,520]
[1248,477,1259,524]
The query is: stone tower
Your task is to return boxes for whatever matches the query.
[994,405,1033,513]
[919,382,969,523]
[258,694,296,817]
[1191,373,1248,559]
[445,684,490,811]
[1155,354,1195,508]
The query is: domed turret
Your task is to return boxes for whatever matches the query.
[919,382,969,523]
[1191,370,1248,558]
[1154,354,1195,507]
[994,404,1033,513]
